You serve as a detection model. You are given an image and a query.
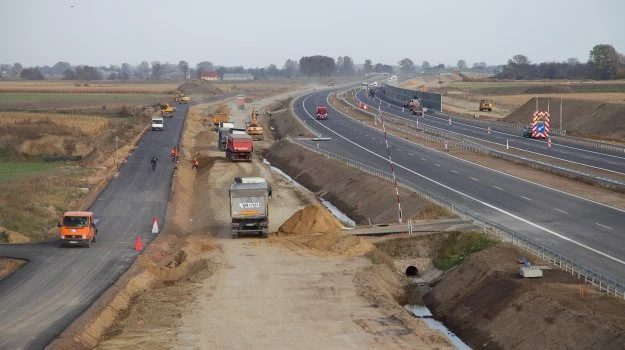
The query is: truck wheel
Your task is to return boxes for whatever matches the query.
[85,238,91,248]
[262,232,268,238]
[232,233,239,239]
[92,232,97,243]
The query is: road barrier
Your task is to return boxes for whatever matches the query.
[379,83,442,112]
[287,136,625,299]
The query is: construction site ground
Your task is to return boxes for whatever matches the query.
[3,81,623,349]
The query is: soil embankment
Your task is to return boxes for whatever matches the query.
[505,97,625,141]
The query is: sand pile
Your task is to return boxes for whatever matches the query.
[278,204,343,235]
[276,204,373,256]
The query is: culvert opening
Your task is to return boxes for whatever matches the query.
[405,266,418,277]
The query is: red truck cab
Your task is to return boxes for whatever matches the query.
[226,133,253,161]
[316,107,328,120]
[58,211,98,247]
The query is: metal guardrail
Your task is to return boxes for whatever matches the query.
[339,91,625,193]
[551,135,625,154]
[286,136,625,299]
[431,110,569,136]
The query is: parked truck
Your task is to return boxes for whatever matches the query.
[210,113,230,127]
[408,99,423,115]
[217,122,236,150]
[229,177,271,239]
[236,95,246,110]
[479,98,493,112]
[524,110,550,139]
[226,133,253,161]
[58,211,98,247]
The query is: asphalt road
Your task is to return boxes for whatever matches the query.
[295,90,625,287]
[358,90,625,180]
[0,95,231,350]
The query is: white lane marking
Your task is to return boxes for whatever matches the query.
[435,164,440,167]
[408,153,413,156]
[355,95,625,175]
[596,223,613,230]
[420,157,426,161]
[493,186,503,190]
[521,196,532,201]
[470,177,479,181]
[451,170,459,174]
[301,93,625,266]
[554,208,568,214]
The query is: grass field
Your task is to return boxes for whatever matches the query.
[0,162,58,181]
[0,92,170,105]
[0,112,110,133]
[0,81,180,94]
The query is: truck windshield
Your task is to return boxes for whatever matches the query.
[63,216,89,227]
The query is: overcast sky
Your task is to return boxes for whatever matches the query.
[2,0,623,69]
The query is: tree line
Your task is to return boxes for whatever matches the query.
[497,44,625,80]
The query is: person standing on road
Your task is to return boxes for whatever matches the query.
[151,156,158,171]
[171,147,179,163]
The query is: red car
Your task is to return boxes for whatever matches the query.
[316,106,328,120]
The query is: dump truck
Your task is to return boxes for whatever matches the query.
[177,96,191,104]
[217,122,236,150]
[316,106,328,120]
[226,133,253,161]
[160,103,176,117]
[479,98,493,111]
[246,108,264,141]
[236,95,246,110]
[229,177,271,239]
[210,113,230,127]
[58,211,98,247]
[409,99,423,115]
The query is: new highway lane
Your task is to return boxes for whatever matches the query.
[296,89,625,287]
[357,90,625,180]
[0,95,231,350]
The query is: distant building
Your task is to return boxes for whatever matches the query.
[200,72,220,81]
[222,73,254,81]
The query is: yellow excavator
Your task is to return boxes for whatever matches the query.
[246,108,264,141]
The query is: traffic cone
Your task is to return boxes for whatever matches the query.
[135,236,143,251]
[152,216,159,234]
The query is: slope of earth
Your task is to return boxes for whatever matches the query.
[504,97,625,141]
[423,244,625,349]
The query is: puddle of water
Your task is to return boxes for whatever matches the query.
[404,305,471,350]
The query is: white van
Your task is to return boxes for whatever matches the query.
[361,82,368,90]
[151,116,164,131]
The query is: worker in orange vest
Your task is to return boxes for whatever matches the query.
[191,157,199,173]
[171,148,178,163]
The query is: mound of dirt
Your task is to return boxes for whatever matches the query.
[278,204,343,235]
[505,98,625,140]
[423,243,625,349]
[524,85,575,94]
[177,81,223,95]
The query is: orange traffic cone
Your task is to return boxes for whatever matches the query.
[152,216,159,234]
[135,236,143,251]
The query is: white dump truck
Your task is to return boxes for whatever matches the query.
[229,177,271,239]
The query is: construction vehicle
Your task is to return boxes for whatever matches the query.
[236,95,246,110]
[409,99,423,115]
[226,133,253,161]
[160,103,176,117]
[246,108,264,141]
[229,177,271,239]
[177,96,191,104]
[524,111,550,139]
[210,113,230,127]
[218,122,236,150]
[58,211,98,247]
[479,98,493,111]
[316,106,328,120]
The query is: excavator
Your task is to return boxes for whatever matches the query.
[246,108,264,141]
